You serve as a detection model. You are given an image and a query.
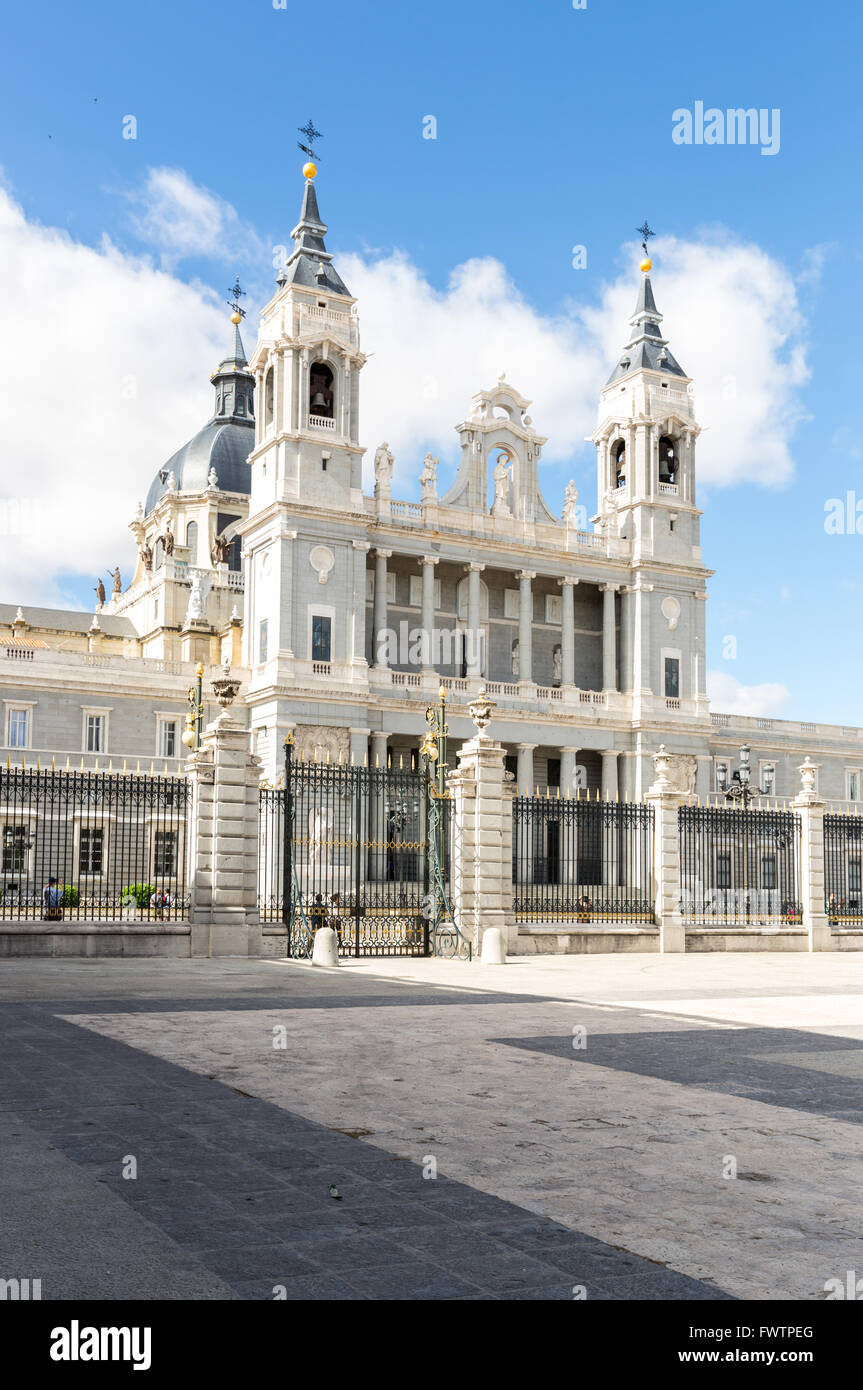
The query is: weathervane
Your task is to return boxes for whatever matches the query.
[298,118,323,164]
[226,277,246,322]
[636,221,655,272]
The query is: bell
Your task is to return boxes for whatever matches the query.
[311,391,327,408]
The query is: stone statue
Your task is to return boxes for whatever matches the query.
[110,567,122,595]
[511,638,519,678]
[163,524,175,557]
[420,452,438,501]
[491,456,513,519]
[94,578,106,606]
[207,466,219,490]
[374,442,394,498]
[186,569,210,623]
[562,480,579,526]
[140,541,153,573]
[211,533,231,565]
[553,644,562,685]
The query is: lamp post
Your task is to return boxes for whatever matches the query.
[720,743,772,808]
[181,662,205,751]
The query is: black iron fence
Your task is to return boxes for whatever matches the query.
[259,757,437,957]
[678,803,801,925]
[0,766,190,921]
[512,793,655,925]
[824,812,863,925]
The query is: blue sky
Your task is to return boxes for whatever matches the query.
[0,0,861,725]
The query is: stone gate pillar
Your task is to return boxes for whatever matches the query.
[794,759,831,952]
[448,690,515,956]
[644,745,685,952]
[187,704,262,957]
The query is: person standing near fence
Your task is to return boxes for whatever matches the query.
[42,877,62,921]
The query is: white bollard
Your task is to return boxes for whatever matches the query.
[312,926,339,967]
[480,927,506,965]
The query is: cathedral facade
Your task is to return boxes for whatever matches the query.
[2,173,861,811]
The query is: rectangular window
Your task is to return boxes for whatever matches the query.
[159,720,178,759]
[503,589,520,620]
[7,708,29,748]
[716,852,732,889]
[850,860,862,895]
[79,828,104,876]
[761,855,777,890]
[258,619,268,664]
[408,576,442,609]
[312,615,332,663]
[154,830,177,877]
[847,771,860,802]
[545,596,562,625]
[85,714,105,753]
[2,825,28,874]
[664,657,680,699]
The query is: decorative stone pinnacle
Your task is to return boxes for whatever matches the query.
[468,687,496,738]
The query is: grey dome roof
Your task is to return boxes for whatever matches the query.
[145,419,254,512]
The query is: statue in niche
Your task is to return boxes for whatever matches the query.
[420,453,438,501]
[211,533,231,565]
[562,481,579,527]
[491,455,513,518]
[552,644,562,686]
[139,541,153,573]
[374,442,394,498]
[163,524,175,557]
[511,637,519,678]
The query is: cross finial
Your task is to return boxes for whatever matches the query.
[636,221,655,254]
[226,276,246,319]
[298,118,323,163]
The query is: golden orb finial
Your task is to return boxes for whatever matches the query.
[303,160,317,180]
[230,310,242,325]
[640,257,652,273]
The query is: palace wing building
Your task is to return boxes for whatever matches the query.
[2,172,861,810]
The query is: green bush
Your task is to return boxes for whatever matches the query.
[59,884,79,908]
[121,883,155,909]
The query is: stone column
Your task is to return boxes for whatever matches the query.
[187,710,262,958]
[601,584,618,691]
[351,541,370,671]
[794,759,831,952]
[643,746,685,952]
[601,750,619,800]
[517,570,535,687]
[559,577,577,686]
[370,731,389,769]
[560,746,579,797]
[420,555,439,675]
[448,724,516,955]
[516,743,535,795]
[466,562,484,678]
[373,549,391,669]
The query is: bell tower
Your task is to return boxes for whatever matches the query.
[592,235,711,722]
[246,161,366,516]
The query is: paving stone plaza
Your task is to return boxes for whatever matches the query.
[3,951,861,1302]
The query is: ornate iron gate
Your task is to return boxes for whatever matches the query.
[678,803,802,926]
[259,740,434,958]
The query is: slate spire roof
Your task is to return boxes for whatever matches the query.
[278,178,351,297]
[605,273,687,386]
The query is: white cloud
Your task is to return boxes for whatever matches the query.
[342,232,809,494]
[127,167,264,270]
[0,183,227,605]
[707,670,792,718]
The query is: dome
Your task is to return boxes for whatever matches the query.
[144,318,255,514]
[145,419,253,512]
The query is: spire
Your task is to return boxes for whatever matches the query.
[278,176,351,297]
[210,310,254,425]
[605,271,687,386]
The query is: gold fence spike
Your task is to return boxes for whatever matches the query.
[36,756,41,771]
[123,760,127,773]
[136,760,141,775]
[80,757,85,772]
[51,756,56,771]
[149,760,154,775]
[109,759,113,773]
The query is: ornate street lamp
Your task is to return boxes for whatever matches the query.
[181,661,205,750]
[721,743,772,808]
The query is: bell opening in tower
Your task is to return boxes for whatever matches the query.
[309,361,334,420]
[613,439,626,489]
[659,434,676,485]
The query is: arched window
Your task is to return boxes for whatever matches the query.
[228,536,242,571]
[658,435,676,485]
[264,368,274,430]
[154,538,164,569]
[612,439,626,488]
[309,361,334,419]
[186,521,198,561]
